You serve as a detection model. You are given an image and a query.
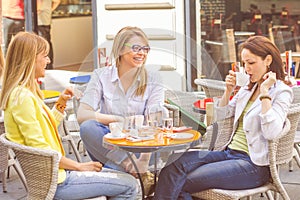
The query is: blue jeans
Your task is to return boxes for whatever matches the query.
[153,148,270,200]
[80,120,128,171]
[80,120,159,171]
[54,168,138,200]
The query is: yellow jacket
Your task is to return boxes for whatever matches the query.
[5,86,66,183]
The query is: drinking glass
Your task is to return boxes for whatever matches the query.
[147,103,168,128]
[162,118,173,137]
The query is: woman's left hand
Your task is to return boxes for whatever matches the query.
[60,87,74,101]
[261,71,276,94]
[56,87,74,110]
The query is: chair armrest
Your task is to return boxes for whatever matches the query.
[211,116,234,151]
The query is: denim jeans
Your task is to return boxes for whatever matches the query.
[153,148,270,200]
[80,120,158,171]
[80,120,128,170]
[54,168,138,200]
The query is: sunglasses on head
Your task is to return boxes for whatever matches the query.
[124,43,150,53]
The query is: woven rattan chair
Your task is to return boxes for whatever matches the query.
[165,90,206,134]
[194,78,226,98]
[0,133,107,200]
[0,133,59,199]
[192,103,300,200]
[0,120,28,193]
[289,86,300,171]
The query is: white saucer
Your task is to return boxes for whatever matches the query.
[104,133,126,140]
[170,132,194,140]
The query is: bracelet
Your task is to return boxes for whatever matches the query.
[259,95,272,101]
[55,103,66,112]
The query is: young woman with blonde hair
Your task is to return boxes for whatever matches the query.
[0,31,137,200]
[78,26,164,173]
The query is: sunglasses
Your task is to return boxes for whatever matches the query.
[124,43,150,53]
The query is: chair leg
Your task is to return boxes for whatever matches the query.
[78,140,87,156]
[265,191,275,200]
[295,145,300,168]
[1,171,7,193]
[12,161,28,192]
[67,136,82,163]
[289,159,293,172]
[9,150,28,192]
[294,153,300,168]
[289,148,300,171]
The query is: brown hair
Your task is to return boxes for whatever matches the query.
[239,36,285,89]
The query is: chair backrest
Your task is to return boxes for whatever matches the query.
[0,134,59,199]
[211,116,234,151]
[194,78,226,98]
[291,86,300,130]
[0,119,8,173]
[276,103,300,164]
[165,90,207,134]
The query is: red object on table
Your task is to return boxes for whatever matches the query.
[193,96,234,114]
[193,98,214,110]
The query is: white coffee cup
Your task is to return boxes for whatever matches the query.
[235,72,249,86]
[109,122,123,137]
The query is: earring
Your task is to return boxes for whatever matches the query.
[267,65,270,69]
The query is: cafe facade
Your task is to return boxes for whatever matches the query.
[1,0,300,91]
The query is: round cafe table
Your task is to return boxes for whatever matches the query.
[103,130,201,199]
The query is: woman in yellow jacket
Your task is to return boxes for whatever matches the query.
[0,31,138,200]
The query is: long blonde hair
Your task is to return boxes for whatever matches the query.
[111,26,149,97]
[0,32,49,110]
[0,47,4,78]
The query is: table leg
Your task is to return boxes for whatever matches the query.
[126,152,146,200]
[154,152,157,189]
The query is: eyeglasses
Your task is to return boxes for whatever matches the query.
[124,43,150,53]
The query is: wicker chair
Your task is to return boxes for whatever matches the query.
[0,120,28,193]
[0,133,59,199]
[192,103,300,200]
[194,78,226,98]
[0,133,107,200]
[289,86,300,171]
[165,90,206,134]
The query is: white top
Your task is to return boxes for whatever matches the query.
[80,65,164,117]
[215,80,293,166]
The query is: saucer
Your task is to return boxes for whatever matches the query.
[104,133,126,140]
[170,132,194,140]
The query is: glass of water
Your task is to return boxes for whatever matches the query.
[162,118,173,137]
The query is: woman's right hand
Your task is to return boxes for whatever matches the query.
[78,161,103,172]
[225,70,236,93]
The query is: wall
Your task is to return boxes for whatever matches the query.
[51,16,93,69]
[96,0,187,91]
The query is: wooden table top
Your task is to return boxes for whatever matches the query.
[103,130,201,151]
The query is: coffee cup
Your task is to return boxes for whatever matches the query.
[235,72,249,87]
[109,122,123,137]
